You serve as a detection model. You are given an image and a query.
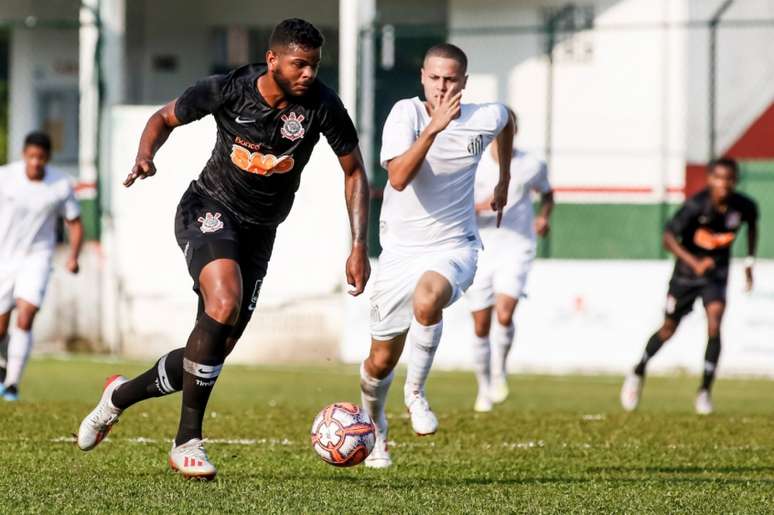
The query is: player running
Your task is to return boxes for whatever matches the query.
[0,132,83,401]
[359,43,514,468]
[76,19,370,480]
[620,158,758,415]
[466,113,553,412]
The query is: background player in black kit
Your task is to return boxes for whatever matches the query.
[76,19,370,480]
[621,158,758,415]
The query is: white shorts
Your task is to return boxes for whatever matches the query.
[369,246,479,340]
[0,253,53,313]
[465,241,535,312]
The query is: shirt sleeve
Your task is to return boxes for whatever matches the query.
[380,100,417,169]
[532,161,552,194]
[60,183,81,221]
[665,199,699,236]
[174,74,228,124]
[491,103,509,135]
[319,91,359,156]
[744,198,760,223]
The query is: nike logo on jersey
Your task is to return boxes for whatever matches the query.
[235,116,257,124]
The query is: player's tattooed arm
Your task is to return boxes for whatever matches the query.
[492,108,515,227]
[386,91,462,191]
[64,217,84,274]
[124,100,183,187]
[663,230,714,277]
[339,147,371,296]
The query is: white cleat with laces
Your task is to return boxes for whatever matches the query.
[168,438,217,480]
[364,430,392,469]
[77,375,128,451]
[405,390,438,436]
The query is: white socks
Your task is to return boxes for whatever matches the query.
[472,335,491,394]
[360,362,393,436]
[404,317,443,401]
[490,321,515,381]
[5,327,32,387]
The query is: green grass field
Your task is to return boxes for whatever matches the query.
[1,357,774,513]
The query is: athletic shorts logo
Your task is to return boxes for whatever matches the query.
[280,112,305,141]
[198,212,224,233]
[230,144,295,176]
[247,279,263,312]
[665,294,676,314]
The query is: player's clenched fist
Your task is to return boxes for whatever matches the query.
[491,180,508,228]
[124,158,157,187]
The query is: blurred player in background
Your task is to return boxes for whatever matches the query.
[0,131,83,401]
[76,18,370,480]
[359,43,514,468]
[466,112,553,412]
[621,158,758,415]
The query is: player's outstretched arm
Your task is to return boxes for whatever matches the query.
[64,217,84,274]
[338,147,371,296]
[492,110,515,227]
[663,230,713,276]
[124,100,183,187]
[386,91,461,191]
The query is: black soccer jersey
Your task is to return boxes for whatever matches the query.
[174,64,359,225]
[665,188,758,280]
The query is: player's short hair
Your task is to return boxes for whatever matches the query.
[424,43,468,73]
[269,18,324,51]
[709,157,739,177]
[23,131,52,155]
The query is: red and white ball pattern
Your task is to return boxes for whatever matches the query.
[310,403,376,467]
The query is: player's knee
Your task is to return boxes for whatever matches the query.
[413,290,446,325]
[495,309,514,327]
[658,320,678,340]
[205,294,241,325]
[15,312,36,331]
[367,348,398,377]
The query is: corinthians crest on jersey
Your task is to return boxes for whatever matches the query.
[280,112,305,141]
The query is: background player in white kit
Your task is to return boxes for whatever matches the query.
[465,113,554,412]
[359,43,514,468]
[0,132,83,401]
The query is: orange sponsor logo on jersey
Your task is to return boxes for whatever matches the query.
[694,227,735,250]
[230,144,295,176]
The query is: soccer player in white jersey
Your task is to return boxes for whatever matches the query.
[359,43,514,468]
[0,132,83,401]
[465,113,554,412]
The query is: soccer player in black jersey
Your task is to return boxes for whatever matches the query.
[76,19,370,479]
[621,158,758,415]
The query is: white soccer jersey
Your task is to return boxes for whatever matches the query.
[379,97,509,253]
[0,161,80,263]
[474,148,550,247]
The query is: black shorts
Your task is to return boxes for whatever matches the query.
[665,275,727,321]
[174,185,276,337]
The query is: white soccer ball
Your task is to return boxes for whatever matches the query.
[310,402,376,467]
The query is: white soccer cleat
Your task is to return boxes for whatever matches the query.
[405,392,438,436]
[364,431,392,469]
[77,375,128,451]
[168,438,217,480]
[489,377,509,404]
[474,391,493,413]
[695,390,713,415]
[620,374,643,412]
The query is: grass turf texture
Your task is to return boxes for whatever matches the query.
[1,358,773,513]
